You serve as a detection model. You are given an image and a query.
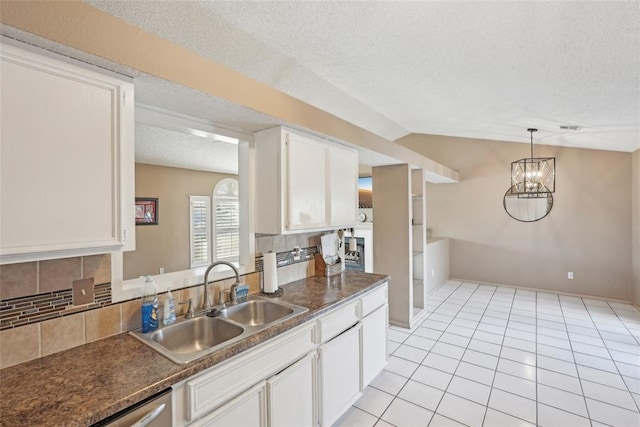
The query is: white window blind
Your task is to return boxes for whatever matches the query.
[190,195,211,268]
[213,178,240,262]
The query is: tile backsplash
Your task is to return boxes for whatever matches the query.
[0,255,111,300]
[0,283,112,329]
[0,230,328,368]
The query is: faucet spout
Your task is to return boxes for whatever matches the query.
[202,261,241,310]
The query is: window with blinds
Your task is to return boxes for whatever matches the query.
[213,178,240,262]
[189,195,211,268]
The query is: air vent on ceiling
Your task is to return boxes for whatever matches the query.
[559,125,581,131]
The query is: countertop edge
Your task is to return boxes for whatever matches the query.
[0,272,389,426]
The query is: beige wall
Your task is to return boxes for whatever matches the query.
[124,163,236,279]
[633,149,640,306]
[398,134,634,301]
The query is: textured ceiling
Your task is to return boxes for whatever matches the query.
[1,23,403,170]
[135,123,238,174]
[87,0,640,152]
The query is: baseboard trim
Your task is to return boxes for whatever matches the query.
[448,277,634,305]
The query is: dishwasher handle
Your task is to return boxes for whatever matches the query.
[130,403,166,427]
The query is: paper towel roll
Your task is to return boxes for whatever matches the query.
[263,252,278,293]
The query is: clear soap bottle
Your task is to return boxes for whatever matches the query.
[141,275,159,332]
[163,288,176,325]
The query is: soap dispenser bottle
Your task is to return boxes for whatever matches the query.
[141,275,159,332]
[163,288,176,325]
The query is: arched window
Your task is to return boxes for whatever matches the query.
[212,178,240,262]
[189,178,240,268]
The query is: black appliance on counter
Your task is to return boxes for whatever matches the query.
[344,237,365,272]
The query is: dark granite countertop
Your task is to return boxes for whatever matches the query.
[0,271,388,426]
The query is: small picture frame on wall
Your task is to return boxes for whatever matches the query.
[135,197,159,225]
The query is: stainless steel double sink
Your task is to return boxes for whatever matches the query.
[130,295,308,364]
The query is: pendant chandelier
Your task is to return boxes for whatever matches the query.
[509,128,555,198]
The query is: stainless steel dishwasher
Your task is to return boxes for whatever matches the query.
[92,388,172,427]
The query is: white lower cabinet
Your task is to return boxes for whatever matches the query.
[191,351,317,427]
[360,283,389,387]
[190,382,267,427]
[267,352,316,427]
[318,324,362,427]
[174,283,388,427]
[361,304,389,387]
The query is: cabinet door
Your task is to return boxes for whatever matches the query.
[0,42,134,262]
[190,382,267,427]
[318,324,362,427]
[328,145,358,227]
[267,352,316,427]
[361,304,388,387]
[285,132,328,230]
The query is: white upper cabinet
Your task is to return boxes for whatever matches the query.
[254,126,358,234]
[0,41,135,263]
[328,144,359,228]
[286,131,328,230]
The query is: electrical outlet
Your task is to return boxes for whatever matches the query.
[431,269,435,277]
[159,267,165,274]
[568,272,574,280]
[72,278,95,306]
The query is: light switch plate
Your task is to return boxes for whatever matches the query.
[72,278,95,306]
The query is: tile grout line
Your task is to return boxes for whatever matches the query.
[555,293,593,422]
[427,281,491,425]
[482,286,518,426]
[535,291,540,426]
[605,300,640,345]
[438,285,534,422]
[379,280,465,425]
[442,290,561,424]
[373,281,640,427]
[605,299,640,346]
[408,280,469,425]
[581,296,640,414]
[562,302,640,416]
[398,296,635,415]
[391,280,476,425]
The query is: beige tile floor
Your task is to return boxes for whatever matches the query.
[334,280,640,426]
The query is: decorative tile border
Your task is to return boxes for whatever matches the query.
[255,246,318,272]
[0,283,111,330]
[0,246,318,330]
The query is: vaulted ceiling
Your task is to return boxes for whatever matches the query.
[87,0,639,152]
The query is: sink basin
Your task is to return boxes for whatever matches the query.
[131,316,245,364]
[220,299,294,326]
[130,296,307,364]
[149,316,244,354]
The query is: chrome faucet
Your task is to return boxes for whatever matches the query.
[202,261,241,310]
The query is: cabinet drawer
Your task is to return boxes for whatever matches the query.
[185,323,315,421]
[316,300,359,343]
[189,381,267,427]
[360,283,388,317]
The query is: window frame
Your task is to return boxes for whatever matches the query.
[189,195,212,268]
[212,178,240,263]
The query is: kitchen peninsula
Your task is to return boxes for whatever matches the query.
[0,271,389,426]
